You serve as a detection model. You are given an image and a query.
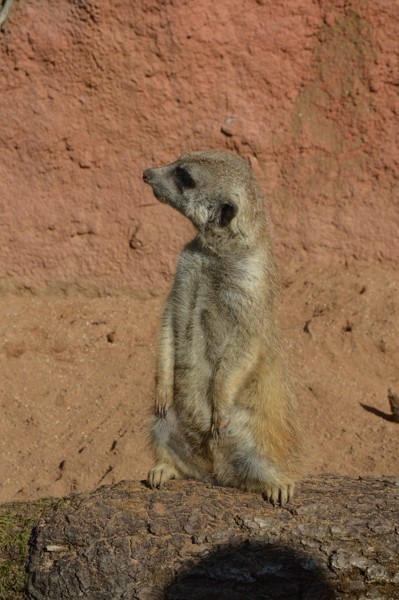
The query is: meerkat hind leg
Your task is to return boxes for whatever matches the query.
[148,406,205,488]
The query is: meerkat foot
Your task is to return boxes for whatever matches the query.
[263,483,295,507]
[148,463,181,489]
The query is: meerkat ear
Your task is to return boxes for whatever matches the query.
[219,202,238,227]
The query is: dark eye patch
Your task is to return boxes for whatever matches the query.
[174,166,195,189]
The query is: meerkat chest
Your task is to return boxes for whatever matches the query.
[172,249,213,330]
[210,252,266,318]
[173,248,264,356]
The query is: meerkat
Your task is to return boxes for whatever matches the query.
[0,0,14,27]
[143,150,302,505]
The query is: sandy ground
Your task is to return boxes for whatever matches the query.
[1,261,398,503]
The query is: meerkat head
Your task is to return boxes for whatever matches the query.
[143,151,266,248]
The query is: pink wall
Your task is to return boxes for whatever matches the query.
[0,1,398,293]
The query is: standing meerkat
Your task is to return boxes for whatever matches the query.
[143,150,302,505]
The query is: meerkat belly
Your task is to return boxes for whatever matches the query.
[173,306,213,427]
[172,277,225,431]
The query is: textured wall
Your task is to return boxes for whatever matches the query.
[0,0,398,292]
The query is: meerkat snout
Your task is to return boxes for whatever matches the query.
[142,152,255,240]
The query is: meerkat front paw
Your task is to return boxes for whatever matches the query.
[155,384,173,419]
[263,483,295,507]
[210,411,230,438]
[148,463,180,489]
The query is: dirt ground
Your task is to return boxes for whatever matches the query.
[1,260,398,503]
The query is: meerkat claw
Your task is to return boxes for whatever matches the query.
[148,463,178,489]
[263,483,295,506]
[158,405,168,419]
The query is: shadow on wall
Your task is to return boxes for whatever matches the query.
[163,541,335,600]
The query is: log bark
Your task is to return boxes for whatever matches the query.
[26,475,399,600]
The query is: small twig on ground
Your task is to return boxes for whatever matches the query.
[388,388,399,423]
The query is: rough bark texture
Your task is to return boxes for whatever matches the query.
[26,475,399,599]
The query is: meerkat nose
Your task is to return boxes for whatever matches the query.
[143,169,152,183]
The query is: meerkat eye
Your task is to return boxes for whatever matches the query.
[220,202,238,226]
[174,166,195,189]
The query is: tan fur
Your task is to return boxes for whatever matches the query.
[143,150,302,505]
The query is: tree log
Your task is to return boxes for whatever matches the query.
[26,475,399,599]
